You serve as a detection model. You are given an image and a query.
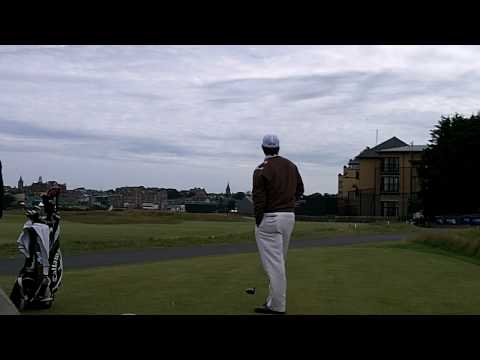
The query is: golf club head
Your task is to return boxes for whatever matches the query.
[245,287,256,295]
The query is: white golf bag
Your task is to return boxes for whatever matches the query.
[10,189,64,310]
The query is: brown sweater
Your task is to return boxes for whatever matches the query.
[252,155,304,216]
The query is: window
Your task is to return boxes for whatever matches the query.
[355,171,359,179]
[382,157,400,174]
[381,201,399,217]
[381,176,399,193]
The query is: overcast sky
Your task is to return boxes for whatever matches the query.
[1,45,480,194]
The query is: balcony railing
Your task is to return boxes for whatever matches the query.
[380,189,400,194]
[380,166,400,174]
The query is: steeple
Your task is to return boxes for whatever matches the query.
[226,182,231,197]
[38,176,43,183]
[18,176,24,190]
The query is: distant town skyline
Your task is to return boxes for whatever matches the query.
[2,46,480,193]
[8,174,248,194]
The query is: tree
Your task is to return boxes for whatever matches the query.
[418,113,480,217]
[2,193,16,209]
[232,192,246,200]
[295,193,337,216]
[166,188,182,199]
[226,199,237,212]
[0,160,3,218]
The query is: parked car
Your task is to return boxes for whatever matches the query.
[445,218,457,225]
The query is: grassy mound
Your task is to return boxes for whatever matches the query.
[409,228,480,259]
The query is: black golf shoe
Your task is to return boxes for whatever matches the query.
[254,305,286,315]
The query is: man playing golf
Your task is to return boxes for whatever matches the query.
[252,134,304,314]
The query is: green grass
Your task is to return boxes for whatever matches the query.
[0,211,418,258]
[60,210,252,224]
[2,242,480,315]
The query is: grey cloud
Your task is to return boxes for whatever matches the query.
[0,117,224,160]
[2,46,480,193]
[288,145,361,168]
[204,71,372,103]
[0,46,69,56]
[118,137,191,157]
[0,118,103,141]
[119,91,169,101]
[205,69,480,113]
[0,142,48,153]
[0,70,103,85]
[207,97,250,104]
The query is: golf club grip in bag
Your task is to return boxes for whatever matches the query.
[42,187,61,220]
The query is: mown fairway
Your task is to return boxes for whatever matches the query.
[2,241,480,315]
[0,210,417,257]
[2,210,478,315]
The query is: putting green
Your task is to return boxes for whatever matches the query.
[1,242,480,315]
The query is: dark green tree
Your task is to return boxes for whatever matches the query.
[166,188,182,199]
[2,193,16,209]
[216,197,226,212]
[226,199,237,212]
[418,113,480,217]
[295,193,337,216]
[232,192,246,200]
[0,160,3,218]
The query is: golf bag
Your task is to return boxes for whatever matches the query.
[10,188,64,310]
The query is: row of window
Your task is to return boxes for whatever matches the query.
[380,176,420,193]
[341,156,418,194]
[381,157,400,173]
[381,176,399,193]
[381,201,399,217]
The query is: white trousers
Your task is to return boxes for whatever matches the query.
[255,212,295,312]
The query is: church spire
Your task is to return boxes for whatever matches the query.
[226,182,231,197]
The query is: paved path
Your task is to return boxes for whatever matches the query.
[0,287,18,315]
[0,233,407,276]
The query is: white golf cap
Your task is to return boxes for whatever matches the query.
[262,134,280,148]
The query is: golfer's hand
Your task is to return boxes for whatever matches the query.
[255,213,264,227]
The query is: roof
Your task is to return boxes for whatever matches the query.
[356,148,378,159]
[356,137,425,159]
[348,158,360,165]
[378,145,428,153]
[372,137,408,151]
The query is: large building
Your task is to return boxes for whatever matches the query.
[24,177,67,195]
[112,186,167,209]
[337,137,427,219]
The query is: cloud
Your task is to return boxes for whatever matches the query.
[0,118,102,140]
[2,45,480,193]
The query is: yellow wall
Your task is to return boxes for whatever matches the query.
[358,159,379,191]
[338,166,360,198]
[398,152,422,194]
[338,149,424,218]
